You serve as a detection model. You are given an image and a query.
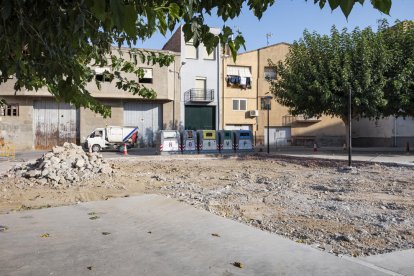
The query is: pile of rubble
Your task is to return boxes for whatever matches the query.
[6,143,113,186]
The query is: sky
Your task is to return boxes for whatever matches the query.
[135,0,414,52]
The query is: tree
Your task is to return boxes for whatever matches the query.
[314,0,391,18]
[380,20,414,117]
[268,25,390,147]
[0,0,392,117]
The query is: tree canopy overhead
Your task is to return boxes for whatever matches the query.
[0,0,393,117]
[314,0,391,18]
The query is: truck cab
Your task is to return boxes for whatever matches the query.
[86,128,107,152]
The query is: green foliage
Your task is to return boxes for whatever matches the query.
[0,0,393,117]
[269,25,390,122]
[0,99,7,107]
[380,20,414,117]
[0,0,180,117]
[314,0,391,18]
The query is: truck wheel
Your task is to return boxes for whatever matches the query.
[92,144,101,152]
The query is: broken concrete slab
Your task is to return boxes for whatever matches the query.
[0,195,395,276]
[359,249,414,276]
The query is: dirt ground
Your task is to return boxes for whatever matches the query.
[1,154,413,257]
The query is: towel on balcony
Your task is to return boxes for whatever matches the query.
[240,77,247,86]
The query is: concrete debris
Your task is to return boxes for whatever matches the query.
[6,143,112,187]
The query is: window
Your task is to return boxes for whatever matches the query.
[264,67,277,80]
[202,45,215,60]
[139,68,153,83]
[91,130,103,138]
[0,104,19,116]
[226,66,252,89]
[185,41,198,59]
[233,99,247,111]
[195,77,206,91]
[261,98,271,110]
[94,67,112,82]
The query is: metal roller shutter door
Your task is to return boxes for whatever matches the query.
[33,100,79,149]
[123,102,162,147]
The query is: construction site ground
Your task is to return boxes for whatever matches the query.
[3,194,411,276]
[1,151,413,259]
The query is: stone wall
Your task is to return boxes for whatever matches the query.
[0,97,34,150]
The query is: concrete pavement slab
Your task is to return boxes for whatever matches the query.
[359,249,414,276]
[0,195,399,276]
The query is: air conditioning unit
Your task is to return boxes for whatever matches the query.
[249,110,259,117]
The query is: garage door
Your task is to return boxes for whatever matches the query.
[124,102,162,147]
[264,127,291,146]
[33,101,79,149]
[185,106,215,130]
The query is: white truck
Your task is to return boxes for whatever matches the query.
[85,126,138,152]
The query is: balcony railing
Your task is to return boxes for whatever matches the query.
[282,115,321,126]
[184,89,214,103]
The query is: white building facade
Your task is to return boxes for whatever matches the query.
[163,26,222,130]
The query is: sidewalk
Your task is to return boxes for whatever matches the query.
[267,148,414,167]
[257,145,410,153]
[0,195,407,276]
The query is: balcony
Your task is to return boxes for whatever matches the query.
[282,115,321,126]
[184,89,214,103]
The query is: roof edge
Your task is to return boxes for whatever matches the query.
[238,42,291,56]
[111,46,180,56]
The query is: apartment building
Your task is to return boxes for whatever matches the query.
[221,49,257,132]
[163,26,222,130]
[223,43,345,147]
[0,48,181,150]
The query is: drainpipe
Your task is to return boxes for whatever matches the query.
[221,46,229,130]
[173,57,176,129]
[222,49,225,130]
[257,48,260,146]
[217,46,220,130]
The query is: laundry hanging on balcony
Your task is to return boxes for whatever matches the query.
[227,75,241,85]
[226,66,252,89]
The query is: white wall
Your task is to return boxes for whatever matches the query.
[179,27,222,130]
[352,116,414,147]
[352,117,393,138]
